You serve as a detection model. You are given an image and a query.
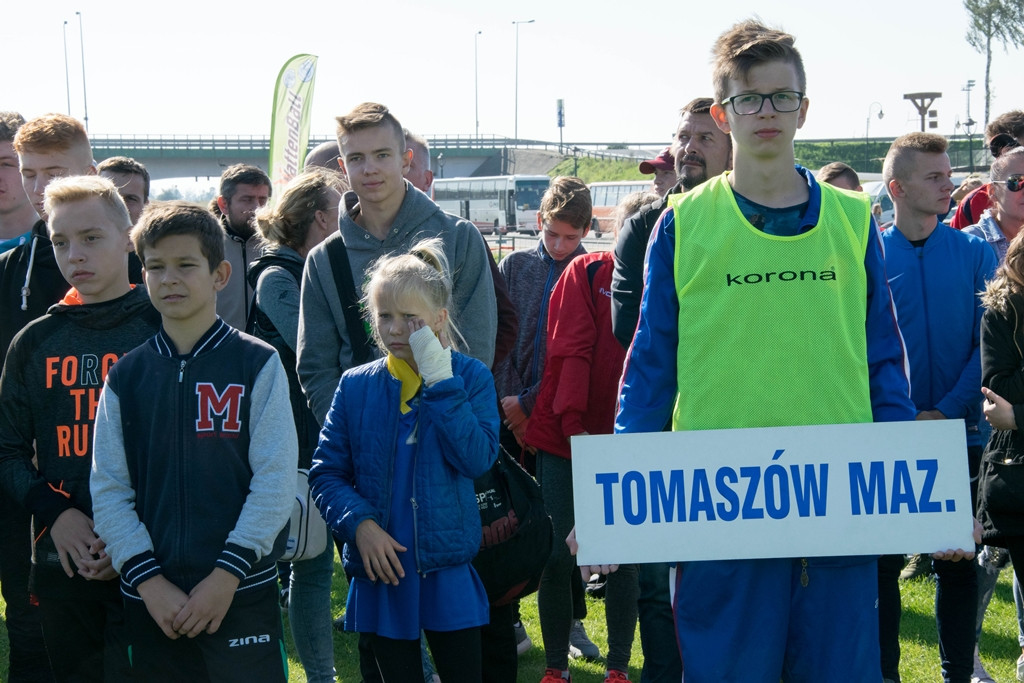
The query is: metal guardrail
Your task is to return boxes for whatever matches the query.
[86,133,980,152]
[88,134,273,151]
[86,133,668,157]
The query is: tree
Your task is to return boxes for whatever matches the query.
[964,0,1024,126]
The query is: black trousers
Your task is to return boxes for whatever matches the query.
[0,499,53,682]
[38,590,130,683]
[121,581,286,683]
[371,627,481,683]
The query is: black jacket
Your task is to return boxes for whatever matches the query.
[247,249,320,469]
[0,220,69,365]
[978,294,1024,544]
[610,183,682,349]
[91,321,296,597]
[0,287,160,598]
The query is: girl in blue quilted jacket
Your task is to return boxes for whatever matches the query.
[309,238,499,682]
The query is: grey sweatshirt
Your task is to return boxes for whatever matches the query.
[297,182,497,424]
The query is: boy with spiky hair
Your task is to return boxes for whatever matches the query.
[1,113,96,364]
[879,131,994,683]
[0,175,159,681]
[0,109,54,683]
[91,201,295,682]
[616,20,921,680]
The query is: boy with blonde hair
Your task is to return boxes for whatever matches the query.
[0,175,158,681]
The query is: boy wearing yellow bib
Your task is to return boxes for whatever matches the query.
[615,21,916,682]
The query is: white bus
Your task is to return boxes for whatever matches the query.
[588,180,653,236]
[433,175,551,235]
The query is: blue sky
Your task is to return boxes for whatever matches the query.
[4,0,1021,145]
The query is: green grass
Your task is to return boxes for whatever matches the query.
[547,157,647,185]
[3,561,1022,681]
[900,568,1022,682]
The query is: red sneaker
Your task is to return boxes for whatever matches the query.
[604,670,630,683]
[540,668,571,683]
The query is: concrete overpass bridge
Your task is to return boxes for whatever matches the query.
[88,134,666,181]
[87,132,993,185]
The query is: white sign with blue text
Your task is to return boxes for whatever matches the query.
[570,421,974,566]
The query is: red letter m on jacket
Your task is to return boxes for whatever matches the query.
[195,383,245,433]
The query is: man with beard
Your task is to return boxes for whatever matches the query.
[211,164,271,328]
[608,97,731,683]
[611,97,732,348]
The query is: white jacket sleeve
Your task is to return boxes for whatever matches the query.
[90,383,155,573]
[225,354,298,559]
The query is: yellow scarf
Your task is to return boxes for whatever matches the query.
[387,354,422,414]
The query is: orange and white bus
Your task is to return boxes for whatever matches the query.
[433,175,551,235]
[587,180,652,236]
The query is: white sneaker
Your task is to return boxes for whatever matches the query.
[1016,652,1024,682]
[514,620,532,656]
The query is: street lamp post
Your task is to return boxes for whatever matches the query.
[513,19,534,142]
[962,80,977,173]
[62,21,71,115]
[76,11,89,131]
[475,30,482,139]
[865,102,884,172]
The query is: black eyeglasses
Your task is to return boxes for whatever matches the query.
[989,133,1021,158]
[720,91,804,116]
[994,175,1024,193]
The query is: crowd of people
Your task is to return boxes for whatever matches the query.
[0,16,1023,683]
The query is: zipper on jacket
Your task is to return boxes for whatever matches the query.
[410,410,424,577]
[176,358,190,586]
[410,494,423,576]
[915,245,935,409]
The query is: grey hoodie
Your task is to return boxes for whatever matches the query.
[297,181,497,424]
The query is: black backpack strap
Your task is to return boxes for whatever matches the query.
[325,236,374,366]
[245,254,307,335]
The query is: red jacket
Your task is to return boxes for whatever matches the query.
[525,252,626,458]
[951,184,993,229]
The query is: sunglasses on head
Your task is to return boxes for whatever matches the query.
[989,133,1022,158]
[995,175,1024,193]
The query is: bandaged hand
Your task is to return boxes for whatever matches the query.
[409,324,453,386]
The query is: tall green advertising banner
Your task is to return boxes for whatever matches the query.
[268,54,318,195]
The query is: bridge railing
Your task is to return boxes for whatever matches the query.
[87,133,668,157]
[89,134,274,152]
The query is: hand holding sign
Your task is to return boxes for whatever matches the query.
[566,526,618,578]
[931,518,982,562]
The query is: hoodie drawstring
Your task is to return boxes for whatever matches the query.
[20,235,38,311]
